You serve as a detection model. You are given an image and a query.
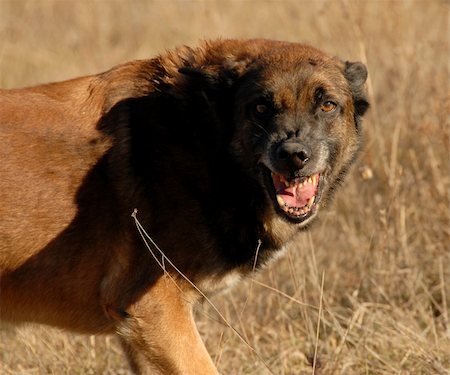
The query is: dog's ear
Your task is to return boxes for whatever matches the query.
[344,61,369,117]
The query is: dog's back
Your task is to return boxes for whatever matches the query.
[0,77,112,330]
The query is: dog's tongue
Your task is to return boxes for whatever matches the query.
[273,174,316,208]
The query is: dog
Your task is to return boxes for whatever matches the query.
[0,39,369,374]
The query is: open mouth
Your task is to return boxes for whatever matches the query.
[265,170,322,223]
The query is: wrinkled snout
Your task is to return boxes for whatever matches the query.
[274,139,312,176]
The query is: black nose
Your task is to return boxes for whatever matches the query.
[276,141,311,170]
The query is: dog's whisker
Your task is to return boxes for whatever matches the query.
[250,120,270,137]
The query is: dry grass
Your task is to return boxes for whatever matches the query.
[0,0,449,374]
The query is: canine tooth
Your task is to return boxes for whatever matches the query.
[276,195,285,206]
[307,177,312,184]
[307,196,315,208]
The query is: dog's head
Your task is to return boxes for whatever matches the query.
[103,40,368,234]
[174,40,369,227]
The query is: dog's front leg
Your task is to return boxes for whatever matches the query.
[117,275,218,375]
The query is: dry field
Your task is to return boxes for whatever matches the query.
[0,1,449,374]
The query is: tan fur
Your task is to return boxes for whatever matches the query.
[0,39,367,374]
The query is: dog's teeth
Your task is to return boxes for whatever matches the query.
[307,177,312,184]
[307,196,315,208]
[276,195,285,207]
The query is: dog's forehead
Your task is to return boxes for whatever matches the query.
[258,57,349,109]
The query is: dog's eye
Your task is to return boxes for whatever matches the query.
[249,95,275,120]
[256,104,268,114]
[320,101,337,113]
[252,100,274,119]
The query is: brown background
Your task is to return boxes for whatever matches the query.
[0,1,448,374]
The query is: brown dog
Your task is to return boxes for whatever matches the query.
[0,39,368,374]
